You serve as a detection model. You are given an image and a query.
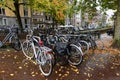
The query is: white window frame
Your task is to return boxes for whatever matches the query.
[3,18,8,25]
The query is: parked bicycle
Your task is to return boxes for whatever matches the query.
[40,29,83,66]
[79,31,104,50]
[0,25,21,51]
[58,34,89,55]
[22,29,54,76]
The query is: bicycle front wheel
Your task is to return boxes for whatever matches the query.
[22,40,34,59]
[38,53,53,76]
[68,44,83,66]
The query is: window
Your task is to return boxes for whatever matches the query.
[3,18,7,25]
[33,19,37,23]
[24,18,30,28]
[0,7,5,15]
[0,18,7,25]
[45,16,50,20]
[0,18,2,25]
[24,18,28,28]
[23,0,29,16]
[24,6,28,16]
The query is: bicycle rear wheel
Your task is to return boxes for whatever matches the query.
[78,40,89,54]
[22,41,34,59]
[38,53,53,76]
[68,44,83,66]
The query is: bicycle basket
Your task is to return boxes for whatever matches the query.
[55,42,67,56]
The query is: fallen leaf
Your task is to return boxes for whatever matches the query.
[110,67,114,69]
[7,49,10,52]
[66,71,69,74]
[8,55,11,57]
[87,73,91,77]
[59,74,62,76]
[35,72,38,75]
[31,71,35,74]
[18,66,22,69]
[64,74,68,76]
[32,74,35,77]
[59,68,62,71]
[10,73,14,76]
[2,56,5,59]
[102,74,104,76]
[84,72,87,75]
[1,70,5,73]
[55,71,58,74]
[96,64,98,66]
[14,55,17,59]
[24,72,27,74]
[116,73,120,76]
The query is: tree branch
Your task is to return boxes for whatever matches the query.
[0,2,15,13]
[4,4,15,13]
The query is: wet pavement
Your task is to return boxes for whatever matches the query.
[0,48,120,80]
[0,34,120,80]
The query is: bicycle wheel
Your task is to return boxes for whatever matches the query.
[68,44,83,66]
[11,34,22,51]
[22,40,34,59]
[78,40,89,54]
[38,53,53,76]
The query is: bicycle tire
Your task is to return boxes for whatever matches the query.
[78,40,89,55]
[68,44,83,66]
[38,53,53,76]
[22,40,34,59]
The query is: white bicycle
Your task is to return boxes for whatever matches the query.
[22,29,54,76]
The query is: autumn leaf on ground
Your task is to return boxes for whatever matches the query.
[10,73,14,76]
[116,73,120,76]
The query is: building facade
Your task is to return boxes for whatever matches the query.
[0,0,31,29]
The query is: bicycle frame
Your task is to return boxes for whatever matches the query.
[0,28,17,47]
[25,35,52,65]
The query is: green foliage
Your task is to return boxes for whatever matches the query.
[32,0,67,24]
[98,0,117,10]
[0,0,15,13]
[65,0,82,18]
[77,0,98,20]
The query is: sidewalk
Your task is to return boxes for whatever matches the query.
[0,34,120,80]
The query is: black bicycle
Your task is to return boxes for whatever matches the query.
[0,25,21,51]
[40,32,83,66]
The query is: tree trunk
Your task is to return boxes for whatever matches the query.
[112,0,120,48]
[14,1,23,32]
